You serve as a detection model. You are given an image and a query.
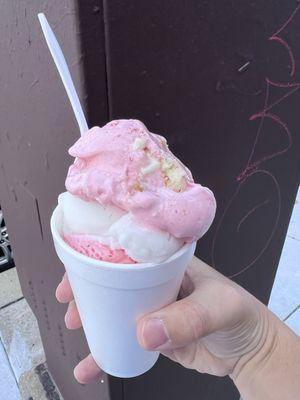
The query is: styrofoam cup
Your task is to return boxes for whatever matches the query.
[50,204,196,378]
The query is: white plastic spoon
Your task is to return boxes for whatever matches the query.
[38,13,88,135]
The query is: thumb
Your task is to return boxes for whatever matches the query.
[137,280,244,351]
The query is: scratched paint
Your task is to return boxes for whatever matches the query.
[212,3,300,277]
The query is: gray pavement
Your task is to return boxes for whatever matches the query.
[0,268,61,400]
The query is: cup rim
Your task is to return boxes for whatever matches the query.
[50,204,196,272]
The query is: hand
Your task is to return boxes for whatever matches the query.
[137,257,268,377]
[56,258,266,381]
[56,257,269,383]
[136,261,300,400]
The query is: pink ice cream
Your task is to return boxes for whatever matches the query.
[63,234,135,263]
[65,119,216,246]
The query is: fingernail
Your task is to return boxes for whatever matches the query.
[142,318,170,350]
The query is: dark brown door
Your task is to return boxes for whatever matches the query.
[0,1,299,399]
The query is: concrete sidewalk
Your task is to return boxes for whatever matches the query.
[0,268,62,400]
[0,188,299,399]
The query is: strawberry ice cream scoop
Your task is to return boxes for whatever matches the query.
[66,119,216,242]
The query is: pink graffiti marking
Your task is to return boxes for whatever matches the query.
[211,170,281,278]
[264,79,300,112]
[211,3,300,277]
[237,78,297,183]
[249,111,292,159]
[269,36,296,77]
[237,199,269,233]
[269,2,300,77]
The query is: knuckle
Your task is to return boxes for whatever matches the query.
[223,284,245,314]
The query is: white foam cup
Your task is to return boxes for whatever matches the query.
[51,203,196,378]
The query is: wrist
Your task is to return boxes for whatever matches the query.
[230,302,277,379]
[231,304,300,400]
